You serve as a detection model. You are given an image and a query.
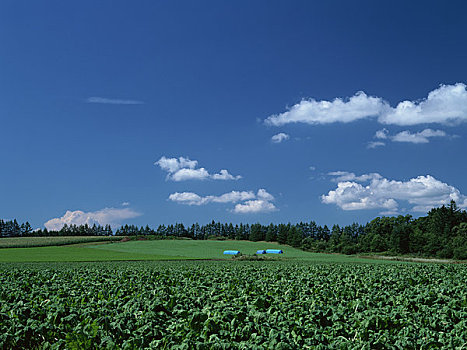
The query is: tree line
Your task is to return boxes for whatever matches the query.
[0,221,112,237]
[1,201,466,259]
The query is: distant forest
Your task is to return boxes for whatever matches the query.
[1,201,466,260]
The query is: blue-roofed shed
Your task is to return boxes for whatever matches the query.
[265,249,283,254]
[223,250,241,255]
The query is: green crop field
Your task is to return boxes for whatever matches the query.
[0,260,466,349]
[1,240,465,348]
[0,236,121,249]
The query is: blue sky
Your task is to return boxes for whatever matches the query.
[1,0,467,230]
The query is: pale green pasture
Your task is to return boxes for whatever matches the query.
[0,239,401,263]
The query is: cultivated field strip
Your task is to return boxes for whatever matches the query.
[0,261,466,349]
[0,236,121,249]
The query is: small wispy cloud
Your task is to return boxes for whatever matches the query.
[86,97,144,105]
[367,141,386,149]
[371,128,448,146]
[391,129,447,144]
[271,132,290,143]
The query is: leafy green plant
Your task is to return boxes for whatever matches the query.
[0,261,466,349]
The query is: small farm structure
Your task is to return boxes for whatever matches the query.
[256,250,266,254]
[265,249,283,254]
[223,250,241,255]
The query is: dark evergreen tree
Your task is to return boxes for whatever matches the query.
[265,223,277,242]
[288,226,303,248]
[277,224,289,244]
[249,223,263,241]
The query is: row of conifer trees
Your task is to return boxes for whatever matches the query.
[2,201,466,259]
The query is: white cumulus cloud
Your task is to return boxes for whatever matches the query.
[257,188,274,201]
[168,190,255,206]
[271,132,290,143]
[266,83,467,126]
[44,207,142,231]
[212,191,256,203]
[211,169,242,180]
[169,189,277,213]
[155,156,241,181]
[168,192,206,206]
[156,156,198,173]
[170,168,210,181]
[233,200,277,214]
[375,128,389,139]
[322,172,467,213]
[265,91,386,126]
[379,83,467,125]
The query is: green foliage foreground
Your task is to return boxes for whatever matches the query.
[1,261,466,349]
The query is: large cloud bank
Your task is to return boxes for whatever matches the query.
[321,172,467,214]
[155,156,241,181]
[169,189,277,214]
[44,207,142,231]
[266,83,467,126]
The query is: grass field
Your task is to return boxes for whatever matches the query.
[89,239,400,264]
[91,240,306,259]
[0,236,121,248]
[0,238,403,264]
[0,245,186,262]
